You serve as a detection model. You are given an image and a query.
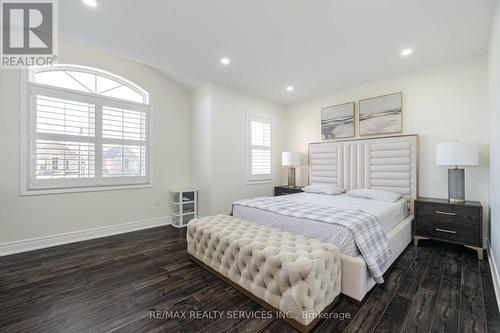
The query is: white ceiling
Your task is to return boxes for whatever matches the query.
[60,0,493,104]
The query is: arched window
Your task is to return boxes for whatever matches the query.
[25,64,150,192]
[30,65,148,103]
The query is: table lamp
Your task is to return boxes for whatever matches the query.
[282,152,301,188]
[436,142,479,203]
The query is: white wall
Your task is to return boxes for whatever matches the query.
[190,83,285,215]
[0,39,191,244]
[284,57,490,243]
[211,83,285,214]
[489,0,500,283]
[189,83,213,217]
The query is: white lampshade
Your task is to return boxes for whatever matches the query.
[282,151,301,167]
[436,142,479,166]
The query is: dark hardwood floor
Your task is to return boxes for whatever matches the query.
[1,225,499,333]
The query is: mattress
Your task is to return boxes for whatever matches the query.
[232,193,408,257]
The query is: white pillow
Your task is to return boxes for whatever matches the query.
[348,189,402,202]
[303,184,345,195]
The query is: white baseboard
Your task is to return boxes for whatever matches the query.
[488,244,500,309]
[0,216,171,257]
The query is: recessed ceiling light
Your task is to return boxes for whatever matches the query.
[220,57,231,65]
[82,0,97,7]
[401,48,413,56]
[286,86,294,92]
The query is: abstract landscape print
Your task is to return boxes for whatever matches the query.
[359,92,402,136]
[321,102,355,140]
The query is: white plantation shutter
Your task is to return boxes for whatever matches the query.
[101,106,147,178]
[248,114,273,182]
[35,140,95,180]
[102,107,146,141]
[36,95,95,137]
[34,95,96,181]
[27,65,149,191]
[32,89,97,188]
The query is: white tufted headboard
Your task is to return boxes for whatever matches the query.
[308,135,418,214]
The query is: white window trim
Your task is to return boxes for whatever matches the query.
[20,66,153,196]
[246,112,274,184]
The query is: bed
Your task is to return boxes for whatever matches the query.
[234,134,418,302]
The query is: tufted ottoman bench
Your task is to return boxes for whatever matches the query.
[187,215,341,332]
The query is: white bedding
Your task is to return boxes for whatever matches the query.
[279,193,408,233]
[232,192,408,258]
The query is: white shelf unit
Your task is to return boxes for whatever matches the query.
[170,189,198,228]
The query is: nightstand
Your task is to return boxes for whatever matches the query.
[414,197,483,259]
[274,186,303,196]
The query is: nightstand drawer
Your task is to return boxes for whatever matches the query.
[414,197,483,259]
[416,202,480,225]
[416,215,481,245]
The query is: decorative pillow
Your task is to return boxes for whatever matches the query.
[348,189,402,202]
[303,184,345,195]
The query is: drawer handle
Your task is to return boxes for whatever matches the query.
[435,228,457,234]
[435,210,456,216]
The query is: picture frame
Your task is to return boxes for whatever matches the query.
[359,92,402,136]
[321,102,355,140]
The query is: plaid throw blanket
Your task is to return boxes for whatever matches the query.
[234,196,391,283]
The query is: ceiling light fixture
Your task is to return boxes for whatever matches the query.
[82,0,97,7]
[401,48,413,56]
[286,86,294,92]
[220,57,231,65]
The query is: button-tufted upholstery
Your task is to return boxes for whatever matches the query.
[187,215,341,326]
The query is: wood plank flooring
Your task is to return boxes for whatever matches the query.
[0,225,499,333]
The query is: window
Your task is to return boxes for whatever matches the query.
[25,65,150,192]
[52,157,59,170]
[247,114,273,183]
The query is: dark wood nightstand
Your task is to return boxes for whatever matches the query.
[274,186,303,196]
[414,197,483,259]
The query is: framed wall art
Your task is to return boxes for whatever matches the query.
[359,92,402,136]
[321,102,355,140]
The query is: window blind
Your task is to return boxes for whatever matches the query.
[35,95,96,181]
[102,106,147,178]
[248,115,273,182]
[251,149,271,175]
[36,95,95,137]
[27,65,150,192]
[35,140,95,179]
[102,106,146,141]
[102,144,146,177]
